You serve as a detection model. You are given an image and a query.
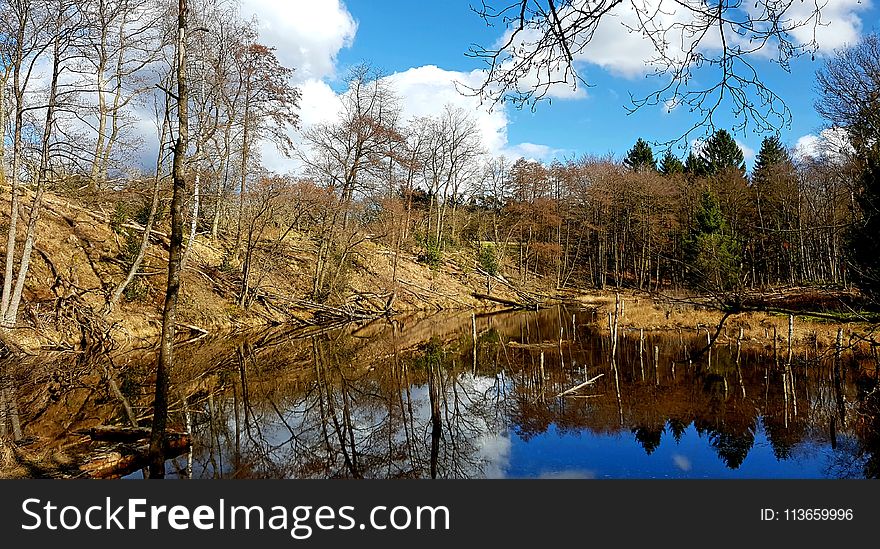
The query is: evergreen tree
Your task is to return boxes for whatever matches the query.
[752,135,790,184]
[684,190,741,291]
[659,150,684,176]
[683,151,707,177]
[623,138,657,172]
[849,157,880,302]
[700,129,746,175]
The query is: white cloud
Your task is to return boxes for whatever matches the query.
[239,0,357,82]
[384,66,509,157]
[794,133,821,159]
[506,142,557,161]
[783,0,872,53]
[387,66,562,161]
[273,64,560,174]
[794,128,854,161]
[522,0,873,80]
[736,139,756,162]
[297,79,344,127]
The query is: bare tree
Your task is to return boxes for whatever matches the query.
[421,105,483,248]
[149,0,189,479]
[74,0,164,190]
[815,33,880,159]
[299,65,400,298]
[0,0,52,325]
[104,80,173,314]
[1,0,81,328]
[230,31,300,258]
[466,0,828,139]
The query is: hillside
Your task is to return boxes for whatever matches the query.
[0,188,526,355]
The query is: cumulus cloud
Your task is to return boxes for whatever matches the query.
[297,79,344,127]
[530,0,872,79]
[383,66,509,157]
[783,0,872,53]
[506,142,559,161]
[793,128,854,161]
[282,64,560,173]
[387,66,564,161]
[239,0,357,82]
[736,139,756,162]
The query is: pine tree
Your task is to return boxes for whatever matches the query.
[623,138,657,172]
[751,135,791,186]
[684,190,741,291]
[659,151,684,176]
[684,151,706,177]
[700,129,746,175]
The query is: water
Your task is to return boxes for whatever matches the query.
[147,306,880,479]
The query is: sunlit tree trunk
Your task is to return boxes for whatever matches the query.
[149,0,189,479]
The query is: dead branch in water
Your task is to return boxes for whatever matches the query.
[688,311,733,362]
[557,374,605,397]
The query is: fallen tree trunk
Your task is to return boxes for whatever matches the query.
[77,429,190,479]
[472,293,530,309]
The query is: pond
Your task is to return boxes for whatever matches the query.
[121,305,880,479]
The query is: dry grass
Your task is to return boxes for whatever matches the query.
[578,290,865,351]
[1,187,519,353]
[0,437,24,479]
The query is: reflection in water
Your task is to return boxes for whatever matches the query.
[166,307,880,479]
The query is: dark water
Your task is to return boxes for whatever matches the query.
[144,307,880,479]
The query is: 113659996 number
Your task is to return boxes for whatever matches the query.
[784,509,853,520]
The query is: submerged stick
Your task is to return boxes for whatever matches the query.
[557,374,605,397]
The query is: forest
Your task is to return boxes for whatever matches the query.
[1,0,880,478]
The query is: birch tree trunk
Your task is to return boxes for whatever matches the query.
[3,10,61,328]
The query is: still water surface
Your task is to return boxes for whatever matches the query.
[148,307,879,479]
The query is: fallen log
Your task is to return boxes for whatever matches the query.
[474,267,542,304]
[79,434,190,479]
[76,426,152,442]
[399,278,469,307]
[472,293,527,309]
[508,340,571,350]
[79,427,190,478]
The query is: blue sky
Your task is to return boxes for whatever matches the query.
[243,0,880,171]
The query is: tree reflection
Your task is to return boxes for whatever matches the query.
[633,425,664,455]
[160,308,880,478]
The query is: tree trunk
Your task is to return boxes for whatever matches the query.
[3,19,62,328]
[149,0,188,479]
[2,61,25,322]
[104,121,167,314]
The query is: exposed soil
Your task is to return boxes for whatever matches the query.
[0,189,526,354]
